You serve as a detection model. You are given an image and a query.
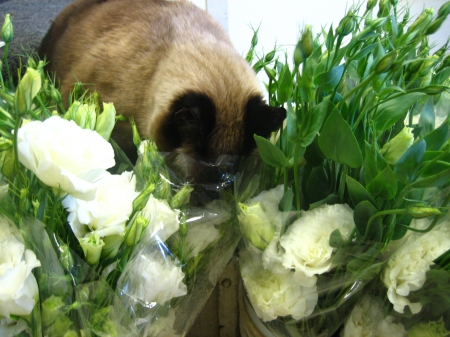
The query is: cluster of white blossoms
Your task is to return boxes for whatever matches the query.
[381,217,450,314]
[0,216,41,335]
[238,185,356,322]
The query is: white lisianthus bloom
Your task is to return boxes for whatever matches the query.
[241,259,318,322]
[341,294,407,337]
[0,318,28,337]
[126,253,187,305]
[17,116,115,200]
[0,218,41,319]
[140,194,180,242]
[246,185,285,231]
[381,218,450,314]
[63,171,138,239]
[280,204,355,277]
[185,223,220,258]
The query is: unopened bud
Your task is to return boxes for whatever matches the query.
[379,126,414,165]
[50,85,62,103]
[366,0,377,11]
[337,12,356,37]
[264,50,276,63]
[79,233,105,265]
[95,102,116,140]
[437,1,450,19]
[58,244,74,271]
[170,185,194,209]
[131,118,141,148]
[418,55,439,77]
[300,25,313,58]
[425,16,447,35]
[1,14,13,44]
[375,51,397,74]
[264,66,277,82]
[407,203,441,218]
[132,183,156,212]
[407,8,434,34]
[126,216,148,246]
[378,0,390,17]
[14,68,42,115]
[101,234,124,259]
[0,137,12,151]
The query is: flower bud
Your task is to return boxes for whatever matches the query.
[131,118,141,148]
[170,185,194,209]
[1,147,14,176]
[438,1,450,19]
[368,17,388,31]
[425,16,446,35]
[58,244,74,270]
[378,0,390,17]
[264,66,277,82]
[50,85,62,104]
[407,8,434,34]
[126,216,148,246]
[41,295,65,327]
[95,102,116,140]
[179,221,188,239]
[79,233,105,265]
[389,0,398,5]
[407,203,441,218]
[337,12,356,37]
[379,126,414,165]
[238,202,275,251]
[101,234,124,259]
[75,103,97,129]
[418,55,439,77]
[375,51,397,74]
[14,68,42,115]
[264,50,276,63]
[1,14,13,44]
[366,0,377,11]
[0,137,12,151]
[132,183,155,212]
[300,25,313,58]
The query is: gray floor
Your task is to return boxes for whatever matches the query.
[0,0,73,76]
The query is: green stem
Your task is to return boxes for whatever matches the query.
[293,143,301,211]
[364,208,408,242]
[337,72,377,111]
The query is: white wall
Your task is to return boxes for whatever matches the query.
[208,0,450,57]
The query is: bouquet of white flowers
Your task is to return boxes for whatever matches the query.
[0,14,240,337]
[236,0,450,335]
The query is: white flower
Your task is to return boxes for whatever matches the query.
[0,217,41,319]
[280,204,355,277]
[63,171,138,239]
[17,116,115,200]
[241,258,318,322]
[185,223,220,258]
[126,252,187,305]
[341,294,407,337]
[238,185,285,251]
[140,194,180,242]
[381,218,450,314]
[0,318,29,337]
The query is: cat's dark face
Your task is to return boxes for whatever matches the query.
[154,91,286,184]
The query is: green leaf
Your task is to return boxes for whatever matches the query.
[351,42,378,61]
[394,139,426,183]
[422,120,449,151]
[373,92,427,131]
[306,166,331,204]
[318,109,363,168]
[418,97,435,137]
[364,141,388,185]
[325,25,334,52]
[279,188,294,213]
[286,102,298,143]
[254,135,290,168]
[314,64,345,92]
[277,63,293,104]
[329,229,344,249]
[353,201,382,241]
[346,175,377,208]
[366,165,398,200]
[298,97,331,147]
[410,168,450,188]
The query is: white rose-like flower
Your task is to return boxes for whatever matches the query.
[247,185,285,231]
[280,204,355,277]
[0,218,41,319]
[140,194,180,242]
[17,116,115,200]
[341,294,407,337]
[63,171,138,239]
[126,252,187,305]
[381,218,450,314]
[185,223,220,258]
[241,259,318,322]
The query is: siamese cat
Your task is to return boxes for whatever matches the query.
[39,0,286,183]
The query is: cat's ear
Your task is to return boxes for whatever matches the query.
[242,96,286,152]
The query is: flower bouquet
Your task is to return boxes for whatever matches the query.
[0,14,240,336]
[236,0,450,336]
